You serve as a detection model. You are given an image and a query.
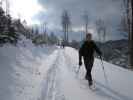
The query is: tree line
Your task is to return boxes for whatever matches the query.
[0,6,59,46]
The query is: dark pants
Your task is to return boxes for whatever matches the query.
[84,58,94,83]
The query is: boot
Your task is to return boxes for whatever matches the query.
[89,80,93,86]
[85,74,88,80]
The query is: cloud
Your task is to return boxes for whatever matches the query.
[37,0,122,28]
[10,0,45,25]
[35,0,124,41]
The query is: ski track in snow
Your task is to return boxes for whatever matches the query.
[41,49,108,100]
[40,49,66,100]
[41,48,133,100]
[1,46,133,100]
[63,48,133,100]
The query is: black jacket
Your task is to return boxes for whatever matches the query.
[79,40,102,62]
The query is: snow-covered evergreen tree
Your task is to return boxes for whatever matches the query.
[0,7,19,45]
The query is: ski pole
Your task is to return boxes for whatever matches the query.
[100,56,109,86]
[76,65,81,74]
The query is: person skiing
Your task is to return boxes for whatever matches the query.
[61,40,65,48]
[79,33,102,87]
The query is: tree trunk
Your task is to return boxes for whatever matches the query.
[129,0,133,68]
[130,0,133,68]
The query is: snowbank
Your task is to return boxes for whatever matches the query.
[0,43,57,100]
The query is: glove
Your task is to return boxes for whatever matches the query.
[99,55,103,60]
[99,52,102,56]
[79,61,82,66]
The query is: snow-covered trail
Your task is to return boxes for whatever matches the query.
[62,47,133,100]
[1,45,133,100]
[40,49,65,100]
[41,47,133,100]
[41,49,99,100]
[57,49,100,100]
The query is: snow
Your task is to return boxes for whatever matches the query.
[0,43,58,100]
[0,43,133,100]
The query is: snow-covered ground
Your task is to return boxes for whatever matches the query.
[0,44,133,100]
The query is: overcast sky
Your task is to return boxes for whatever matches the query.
[8,0,124,41]
[36,0,122,30]
[35,0,123,40]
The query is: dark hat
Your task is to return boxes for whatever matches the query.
[86,33,92,37]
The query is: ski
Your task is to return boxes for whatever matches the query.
[89,84,96,91]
